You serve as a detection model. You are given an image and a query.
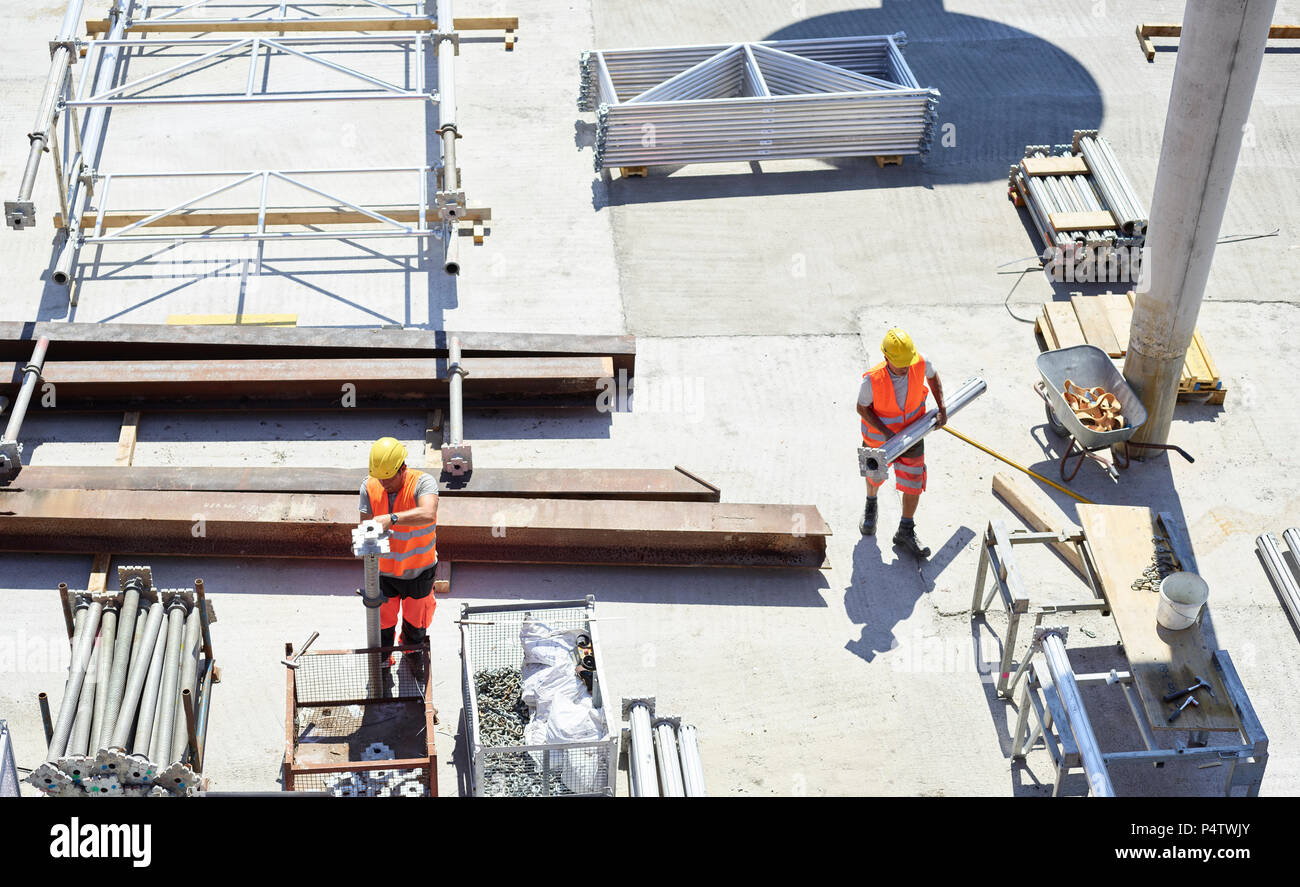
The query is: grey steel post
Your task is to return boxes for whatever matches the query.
[441,335,472,474]
[52,0,137,287]
[677,723,707,796]
[89,603,118,751]
[0,336,51,484]
[152,597,190,764]
[102,577,142,750]
[1039,631,1115,797]
[134,604,169,756]
[434,0,464,274]
[1258,533,1300,629]
[653,720,685,796]
[5,0,85,230]
[626,700,659,797]
[859,376,986,482]
[353,519,389,693]
[109,596,165,750]
[169,606,203,763]
[47,596,101,759]
[68,643,100,756]
[38,693,54,745]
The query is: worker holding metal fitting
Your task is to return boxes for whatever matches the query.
[856,328,946,559]
[359,437,439,669]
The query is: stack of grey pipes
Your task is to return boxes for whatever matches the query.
[1011,130,1148,258]
[625,700,706,797]
[579,34,939,171]
[27,575,206,796]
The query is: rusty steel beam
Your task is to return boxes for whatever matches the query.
[13,466,721,502]
[0,323,636,376]
[0,356,611,411]
[0,489,828,568]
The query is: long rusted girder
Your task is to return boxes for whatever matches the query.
[0,323,636,376]
[13,466,721,502]
[0,489,828,568]
[0,356,612,410]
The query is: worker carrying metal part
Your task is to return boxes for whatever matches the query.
[856,328,947,559]
[359,438,440,665]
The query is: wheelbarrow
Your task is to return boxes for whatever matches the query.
[1034,344,1194,481]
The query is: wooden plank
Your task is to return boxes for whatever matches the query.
[114,412,140,467]
[1034,310,1057,350]
[1193,328,1220,381]
[1021,155,1090,176]
[1182,328,1213,384]
[423,410,443,470]
[55,206,492,230]
[86,16,518,34]
[88,553,112,597]
[991,472,1085,578]
[433,561,451,595]
[1099,292,1133,354]
[1043,301,1086,349]
[1070,295,1123,357]
[1049,210,1118,232]
[1077,505,1239,732]
[168,314,297,327]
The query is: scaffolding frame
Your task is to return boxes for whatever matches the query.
[8,0,517,293]
[972,521,1269,797]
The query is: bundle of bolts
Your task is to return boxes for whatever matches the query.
[324,743,427,797]
[1131,537,1179,592]
[474,667,530,747]
[26,568,209,797]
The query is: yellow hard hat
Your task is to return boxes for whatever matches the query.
[881,328,920,367]
[369,437,407,480]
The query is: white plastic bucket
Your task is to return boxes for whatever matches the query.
[1156,572,1210,630]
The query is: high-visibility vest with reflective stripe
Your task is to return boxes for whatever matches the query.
[861,357,929,446]
[365,469,437,579]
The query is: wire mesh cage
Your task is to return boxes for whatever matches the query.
[460,597,617,797]
[0,720,19,798]
[282,644,437,796]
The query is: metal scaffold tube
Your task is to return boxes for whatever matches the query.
[88,603,118,751]
[1039,632,1115,798]
[1258,533,1300,629]
[5,0,86,230]
[627,702,659,797]
[859,376,986,481]
[677,723,706,796]
[52,0,137,287]
[101,578,142,749]
[0,336,51,484]
[133,603,169,755]
[109,597,164,750]
[47,597,102,759]
[441,336,472,474]
[653,721,685,796]
[170,607,203,763]
[152,598,189,764]
[68,643,100,756]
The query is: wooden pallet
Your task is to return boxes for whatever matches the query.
[1138,22,1300,62]
[1035,293,1226,405]
[874,155,903,168]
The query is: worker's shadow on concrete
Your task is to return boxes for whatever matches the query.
[843,525,974,662]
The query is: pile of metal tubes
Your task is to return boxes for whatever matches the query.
[1011,131,1148,258]
[626,700,706,797]
[1257,531,1300,632]
[580,34,939,171]
[27,577,207,797]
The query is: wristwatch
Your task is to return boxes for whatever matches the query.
[389,513,400,527]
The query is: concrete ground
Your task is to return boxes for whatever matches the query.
[2,0,1299,796]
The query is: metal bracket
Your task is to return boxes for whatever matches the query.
[857,446,888,484]
[49,38,82,59]
[440,444,472,476]
[435,188,467,221]
[1031,626,1068,645]
[116,565,153,595]
[620,696,656,720]
[3,202,36,231]
[434,30,460,54]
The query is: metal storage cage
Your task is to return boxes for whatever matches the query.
[460,597,617,797]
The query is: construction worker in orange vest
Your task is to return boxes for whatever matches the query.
[360,438,439,669]
[857,329,947,559]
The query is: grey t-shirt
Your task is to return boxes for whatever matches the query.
[359,472,439,518]
[858,357,935,410]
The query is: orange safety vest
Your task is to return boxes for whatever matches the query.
[861,357,929,446]
[365,469,438,579]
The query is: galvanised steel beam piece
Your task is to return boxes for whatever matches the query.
[441,336,472,475]
[0,355,614,410]
[677,724,706,796]
[580,34,938,170]
[0,323,636,376]
[858,376,986,483]
[626,701,658,797]
[88,603,118,752]
[0,336,50,484]
[15,466,722,502]
[151,597,191,765]
[101,578,143,749]
[653,720,685,797]
[109,597,165,751]
[1258,532,1300,631]
[47,597,102,760]
[0,490,831,568]
[1038,629,1115,798]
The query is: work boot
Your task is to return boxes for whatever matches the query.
[859,497,878,535]
[893,523,931,559]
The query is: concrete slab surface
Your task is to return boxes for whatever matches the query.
[1,0,1298,797]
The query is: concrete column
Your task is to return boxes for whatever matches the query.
[1124,0,1275,450]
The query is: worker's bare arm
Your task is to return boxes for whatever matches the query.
[931,372,947,427]
[856,401,893,439]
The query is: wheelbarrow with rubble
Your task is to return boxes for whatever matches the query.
[1034,344,1194,481]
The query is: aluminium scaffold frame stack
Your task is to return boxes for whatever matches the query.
[5,1,518,295]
